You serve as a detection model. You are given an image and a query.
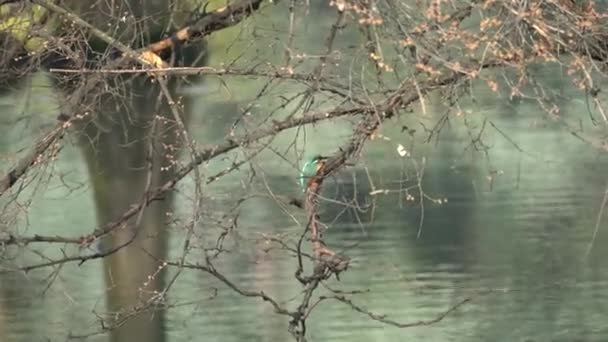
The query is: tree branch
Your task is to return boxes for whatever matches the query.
[0,118,69,197]
[147,0,264,54]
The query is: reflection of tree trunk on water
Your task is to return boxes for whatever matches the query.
[78,77,184,342]
[41,1,202,339]
[0,294,6,341]
[254,250,290,341]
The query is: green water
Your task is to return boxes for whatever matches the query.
[1,3,608,338]
[2,74,608,341]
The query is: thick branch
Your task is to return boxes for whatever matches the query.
[33,0,264,68]
[147,0,264,54]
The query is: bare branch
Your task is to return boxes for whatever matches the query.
[326,295,471,328]
[147,0,265,54]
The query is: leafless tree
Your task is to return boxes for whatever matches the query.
[1,0,608,341]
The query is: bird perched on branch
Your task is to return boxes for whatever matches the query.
[299,155,327,191]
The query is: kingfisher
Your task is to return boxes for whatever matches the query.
[299,155,327,191]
